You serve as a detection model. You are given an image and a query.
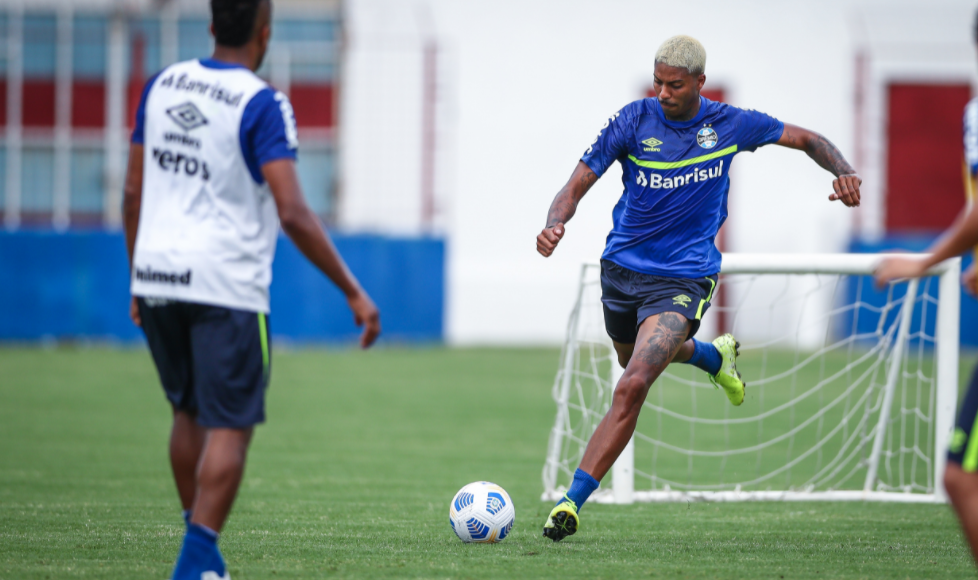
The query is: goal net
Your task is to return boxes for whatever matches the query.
[542,254,960,504]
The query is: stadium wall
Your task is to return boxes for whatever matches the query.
[0,232,444,343]
[345,0,977,345]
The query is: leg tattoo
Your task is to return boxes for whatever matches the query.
[639,313,689,370]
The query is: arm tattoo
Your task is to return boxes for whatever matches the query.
[638,313,690,370]
[546,195,576,228]
[805,134,855,177]
[545,168,598,228]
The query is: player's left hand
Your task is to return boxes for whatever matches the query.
[130,297,141,327]
[873,256,927,289]
[830,174,861,208]
[347,291,381,349]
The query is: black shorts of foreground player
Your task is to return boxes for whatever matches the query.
[123,1,381,578]
[536,34,861,542]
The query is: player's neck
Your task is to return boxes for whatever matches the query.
[663,97,701,123]
[210,46,257,71]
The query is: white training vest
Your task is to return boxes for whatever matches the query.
[965,97,978,177]
[131,60,281,313]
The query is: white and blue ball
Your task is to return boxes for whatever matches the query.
[449,481,515,543]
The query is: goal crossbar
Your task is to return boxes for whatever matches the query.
[541,253,961,504]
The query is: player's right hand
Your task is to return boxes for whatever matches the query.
[873,256,928,289]
[348,291,381,349]
[537,223,565,257]
[829,174,862,207]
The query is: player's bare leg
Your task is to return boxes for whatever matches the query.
[582,312,690,480]
[170,409,206,512]
[543,313,689,542]
[615,335,743,406]
[613,338,694,369]
[191,427,254,533]
[944,463,978,560]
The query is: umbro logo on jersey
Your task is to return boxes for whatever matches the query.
[166,102,209,132]
[642,137,663,152]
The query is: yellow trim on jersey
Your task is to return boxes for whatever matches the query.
[627,145,738,170]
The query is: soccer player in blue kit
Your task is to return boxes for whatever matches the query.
[123,0,380,577]
[536,35,862,541]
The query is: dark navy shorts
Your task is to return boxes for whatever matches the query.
[948,364,978,471]
[137,298,271,429]
[600,259,717,345]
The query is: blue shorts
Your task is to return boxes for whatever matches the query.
[948,364,978,471]
[600,259,717,344]
[137,298,271,429]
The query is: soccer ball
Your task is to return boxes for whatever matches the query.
[449,481,515,543]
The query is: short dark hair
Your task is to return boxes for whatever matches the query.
[210,0,266,48]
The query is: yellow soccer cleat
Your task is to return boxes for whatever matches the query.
[542,496,579,542]
[709,333,746,406]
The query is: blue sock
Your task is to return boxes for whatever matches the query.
[683,338,722,376]
[171,523,225,580]
[558,468,600,511]
[181,509,191,529]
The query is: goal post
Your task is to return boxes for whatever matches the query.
[542,253,961,504]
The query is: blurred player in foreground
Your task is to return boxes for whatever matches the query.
[123,1,380,577]
[875,24,978,560]
[536,35,861,542]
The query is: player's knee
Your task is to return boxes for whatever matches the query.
[612,374,650,416]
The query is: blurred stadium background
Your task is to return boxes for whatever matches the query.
[0,0,976,348]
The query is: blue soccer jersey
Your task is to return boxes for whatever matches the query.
[581,96,784,278]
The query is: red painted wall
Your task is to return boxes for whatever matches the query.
[72,81,105,128]
[290,84,333,128]
[23,81,55,127]
[886,84,972,231]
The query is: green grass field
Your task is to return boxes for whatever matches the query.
[1,346,975,579]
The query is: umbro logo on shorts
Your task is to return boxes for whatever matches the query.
[166,101,209,132]
[672,294,692,307]
[951,427,968,453]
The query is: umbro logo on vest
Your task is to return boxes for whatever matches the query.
[642,137,663,152]
[166,102,209,132]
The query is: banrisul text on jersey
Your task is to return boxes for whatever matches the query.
[634,160,724,189]
[581,96,784,278]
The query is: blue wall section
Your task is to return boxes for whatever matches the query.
[849,235,978,347]
[0,232,444,343]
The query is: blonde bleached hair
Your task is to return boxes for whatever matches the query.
[654,35,706,76]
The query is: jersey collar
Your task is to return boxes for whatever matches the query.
[654,95,709,129]
[198,57,249,70]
